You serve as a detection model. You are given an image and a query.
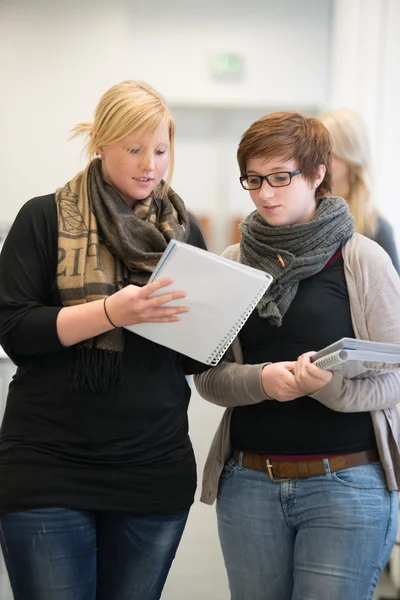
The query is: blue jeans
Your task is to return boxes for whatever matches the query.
[0,508,189,600]
[217,456,398,600]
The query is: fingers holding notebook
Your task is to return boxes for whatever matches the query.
[261,361,304,401]
[293,351,333,395]
[105,280,189,327]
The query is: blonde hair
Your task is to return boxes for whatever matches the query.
[71,80,175,192]
[319,108,378,236]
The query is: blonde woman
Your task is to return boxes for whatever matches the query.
[320,108,399,271]
[0,81,208,600]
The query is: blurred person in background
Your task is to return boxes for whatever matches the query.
[0,80,208,600]
[320,108,399,272]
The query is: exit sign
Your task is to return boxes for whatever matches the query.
[209,53,244,81]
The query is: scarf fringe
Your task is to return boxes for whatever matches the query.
[72,346,123,394]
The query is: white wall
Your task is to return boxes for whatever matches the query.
[0,0,331,225]
[0,0,129,221]
[329,0,400,245]
[123,0,330,109]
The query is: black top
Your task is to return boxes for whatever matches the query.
[372,216,399,273]
[231,255,376,455]
[0,195,209,515]
[187,212,206,249]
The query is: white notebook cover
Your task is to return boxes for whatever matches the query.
[124,240,273,365]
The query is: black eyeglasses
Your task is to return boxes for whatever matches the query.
[240,170,301,190]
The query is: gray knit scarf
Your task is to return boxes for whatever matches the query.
[239,197,355,326]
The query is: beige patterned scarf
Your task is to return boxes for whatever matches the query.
[56,158,189,392]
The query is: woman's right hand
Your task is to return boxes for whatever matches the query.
[104,278,188,327]
[261,362,305,401]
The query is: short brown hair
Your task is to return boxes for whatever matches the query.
[237,111,332,198]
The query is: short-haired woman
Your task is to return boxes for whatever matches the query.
[195,111,400,600]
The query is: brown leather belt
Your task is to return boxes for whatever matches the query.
[232,449,379,481]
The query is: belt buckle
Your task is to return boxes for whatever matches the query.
[266,459,290,482]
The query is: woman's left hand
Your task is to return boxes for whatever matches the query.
[293,351,333,395]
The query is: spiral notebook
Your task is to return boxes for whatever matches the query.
[311,338,400,379]
[124,240,273,365]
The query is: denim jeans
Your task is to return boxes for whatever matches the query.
[0,507,189,600]
[217,456,398,600]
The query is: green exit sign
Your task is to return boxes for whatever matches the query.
[210,53,244,80]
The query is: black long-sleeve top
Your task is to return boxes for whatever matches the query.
[0,194,208,515]
[231,255,376,455]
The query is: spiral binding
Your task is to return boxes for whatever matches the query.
[205,284,269,366]
[313,350,345,371]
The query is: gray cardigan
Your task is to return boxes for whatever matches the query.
[194,233,400,505]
